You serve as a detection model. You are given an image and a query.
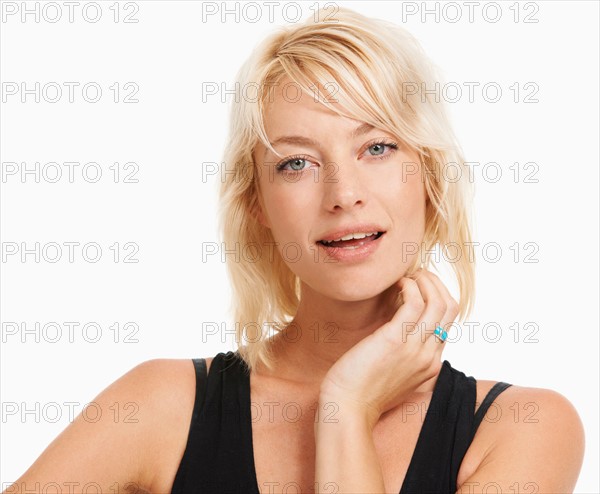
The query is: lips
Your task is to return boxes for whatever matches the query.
[316,224,387,244]
[315,228,386,262]
[318,232,384,248]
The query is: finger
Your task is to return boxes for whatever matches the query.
[420,270,460,353]
[426,271,460,328]
[386,278,426,343]
[421,270,459,332]
[409,269,447,344]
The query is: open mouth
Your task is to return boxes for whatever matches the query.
[317,231,385,249]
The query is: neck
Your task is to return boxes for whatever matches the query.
[261,281,403,389]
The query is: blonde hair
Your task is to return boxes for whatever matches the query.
[217,6,475,373]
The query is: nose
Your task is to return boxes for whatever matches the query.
[321,160,366,212]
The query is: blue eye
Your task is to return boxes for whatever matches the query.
[367,141,398,157]
[274,140,399,174]
[275,156,311,173]
[368,143,386,155]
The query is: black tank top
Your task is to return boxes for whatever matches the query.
[171,351,512,494]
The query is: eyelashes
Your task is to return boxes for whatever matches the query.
[275,155,309,173]
[274,140,400,174]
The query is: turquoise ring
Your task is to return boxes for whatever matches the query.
[434,326,448,342]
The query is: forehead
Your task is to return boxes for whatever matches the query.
[262,76,360,136]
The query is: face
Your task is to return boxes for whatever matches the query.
[252,76,427,302]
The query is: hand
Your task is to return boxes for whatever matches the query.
[318,268,460,428]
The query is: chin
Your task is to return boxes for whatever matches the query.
[305,274,395,303]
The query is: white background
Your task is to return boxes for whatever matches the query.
[1,0,598,492]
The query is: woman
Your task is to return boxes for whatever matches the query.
[4,7,584,494]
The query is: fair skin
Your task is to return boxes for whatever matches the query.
[3,79,585,494]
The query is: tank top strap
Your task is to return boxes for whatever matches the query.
[191,358,207,415]
[171,351,259,494]
[400,360,477,494]
[472,381,513,435]
[399,361,513,493]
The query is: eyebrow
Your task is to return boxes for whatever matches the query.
[264,122,375,159]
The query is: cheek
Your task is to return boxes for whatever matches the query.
[260,187,304,243]
[385,172,427,234]
[262,176,317,219]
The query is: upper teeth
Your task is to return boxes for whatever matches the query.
[321,232,379,244]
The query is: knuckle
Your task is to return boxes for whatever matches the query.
[419,355,439,378]
[428,359,443,378]
[447,299,460,314]
[414,350,431,369]
[406,299,426,313]
[380,324,402,347]
[427,270,440,281]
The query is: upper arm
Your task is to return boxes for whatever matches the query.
[457,386,585,494]
[2,359,197,494]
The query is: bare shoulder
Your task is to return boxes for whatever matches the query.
[2,358,208,494]
[458,380,585,493]
[130,358,211,492]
